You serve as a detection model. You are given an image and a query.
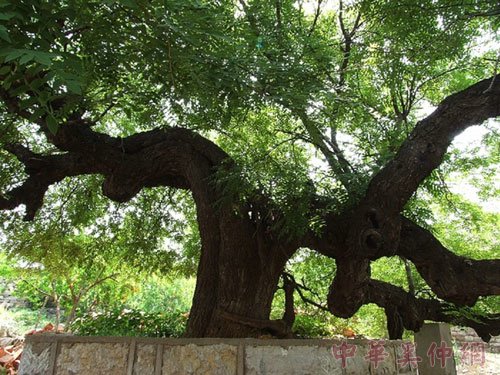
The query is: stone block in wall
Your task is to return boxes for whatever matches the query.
[56,342,129,375]
[245,345,344,375]
[415,323,457,375]
[394,342,418,374]
[343,342,370,375]
[133,344,156,375]
[365,343,397,375]
[162,343,237,375]
[18,341,53,375]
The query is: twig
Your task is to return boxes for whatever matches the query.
[282,272,329,312]
[21,279,53,298]
[92,102,116,124]
[483,55,499,94]
[308,0,323,37]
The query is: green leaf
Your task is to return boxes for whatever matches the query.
[119,0,138,9]
[0,12,15,20]
[0,65,10,74]
[66,80,82,95]
[33,52,53,66]
[19,52,34,65]
[19,96,38,110]
[38,91,49,105]
[0,25,10,42]
[46,114,59,134]
[26,64,45,76]
[29,106,46,121]
[9,83,28,96]
[29,77,47,90]
[4,49,24,62]
[1,74,12,89]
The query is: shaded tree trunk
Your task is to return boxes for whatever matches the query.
[186,244,287,338]
[174,151,294,337]
[185,207,292,336]
[184,211,290,337]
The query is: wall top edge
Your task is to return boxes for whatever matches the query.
[25,334,411,347]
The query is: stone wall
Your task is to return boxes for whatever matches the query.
[0,280,29,310]
[20,335,418,375]
[451,326,500,354]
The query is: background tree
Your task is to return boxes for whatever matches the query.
[0,0,499,339]
[8,230,124,330]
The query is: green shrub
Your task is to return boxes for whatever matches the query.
[292,314,333,338]
[126,277,195,314]
[71,277,194,337]
[72,308,188,337]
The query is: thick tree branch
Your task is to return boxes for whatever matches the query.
[327,256,371,318]
[323,4,363,179]
[337,75,500,263]
[338,2,362,88]
[365,279,500,342]
[306,204,499,339]
[0,126,234,219]
[218,309,293,338]
[0,144,96,220]
[464,8,500,19]
[281,272,296,327]
[297,111,351,183]
[364,75,500,214]
[307,0,323,37]
[398,217,500,306]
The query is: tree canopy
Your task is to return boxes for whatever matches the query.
[0,0,499,339]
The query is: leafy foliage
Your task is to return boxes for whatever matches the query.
[72,277,193,337]
[0,0,498,338]
[72,308,188,338]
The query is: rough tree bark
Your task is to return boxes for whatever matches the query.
[1,73,499,339]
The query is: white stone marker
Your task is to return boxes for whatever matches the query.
[414,323,457,375]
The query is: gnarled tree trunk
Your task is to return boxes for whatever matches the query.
[185,182,293,337]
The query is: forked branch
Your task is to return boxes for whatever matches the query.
[364,75,500,214]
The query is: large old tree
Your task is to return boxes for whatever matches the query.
[0,0,499,339]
